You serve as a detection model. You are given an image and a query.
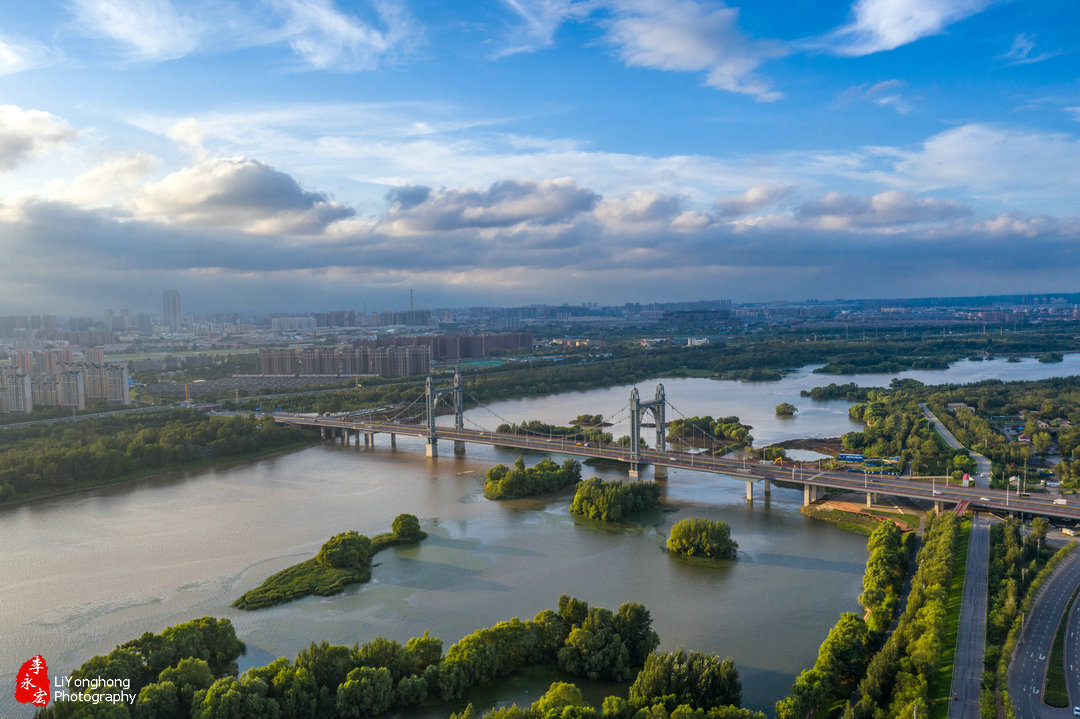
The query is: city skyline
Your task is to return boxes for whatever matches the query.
[0,0,1078,314]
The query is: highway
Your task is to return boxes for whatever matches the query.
[1009,550,1080,718]
[273,414,1080,521]
[1066,578,1080,713]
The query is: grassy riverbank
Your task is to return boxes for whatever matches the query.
[234,517,426,610]
[801,499,921,535]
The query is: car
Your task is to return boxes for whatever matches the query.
[979,497,989,501]
[1072,706,1080,717]
[932,490,941,495]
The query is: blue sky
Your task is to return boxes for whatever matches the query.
[0,0,1077,314]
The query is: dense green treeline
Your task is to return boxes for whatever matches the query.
[843,386,961,475]
[41,596,673,719]
[454,681,765,719]
[0,410,314,503]
[234,515,426,610]
[842,512,961,719]
[774,521,912,719]
[978,517,1060,716]
[859,521,914,635]
[37,617,246,719]
[570,478,662,522]
[484,457,583,499]
[666,518,738,560]
[800,382,872,402]
[775,613,871,719]
[984,518,1049,670]
[666,416,752,446]
[496,419,615,445]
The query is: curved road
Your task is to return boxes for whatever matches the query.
[1008,550,1080,718]
[1066,579,1080,713]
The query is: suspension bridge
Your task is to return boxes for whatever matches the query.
[272,374,1080,520]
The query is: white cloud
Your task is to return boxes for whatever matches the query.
[380,177,598,234]
[798,189,969,229]
[49,152,160,206]
[605,0,784,101]
[1001,33,1065,66]
[713,183,793,217]
[136,157,354,234]
[166,118,207,161]
[69,0,204,61]
[0,33,60,75]
[496,0,590,56]
[877,124,1080,208]
[822,0,990,57]
[594,190,682,228]
[269,0,417,70]
[0,106,77,171]
[834,79,911,113]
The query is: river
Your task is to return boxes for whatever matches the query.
[3,355,1079,717]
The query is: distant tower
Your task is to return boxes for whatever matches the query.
[163,290,181,332]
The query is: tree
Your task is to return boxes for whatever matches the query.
[630,649,742,709]
[316,531,372,569]
[391,514,422,540]
[335,667,393,718]
[775,403,797,417]
[666,518,738,560]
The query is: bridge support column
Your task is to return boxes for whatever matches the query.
[320,427,327,440]
[454,440,465,455]
[746,481,753,502]
[763,479,771,496]
[366,433,374,448]
[628,464,642,480]
[866,492,875,507]
[390,433,396,448]
[803,484,818,506]
[934,500,943,514]
[426,438,438,457]
[653,464,668,480]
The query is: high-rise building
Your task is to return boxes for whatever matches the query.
[258,348,300,375]
[0,368,32,414]
[163,290,181,332]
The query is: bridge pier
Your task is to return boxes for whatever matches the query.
[763,479,771,497]
[426,438,438,457]
[628,464,643,480]
[390,433,396,448]
[455,440,465,455]
[653,464,668,480]
[866,492,877,507]
[934,500,943,514]
[803,484,819,506]
[745,481,753,502]
[320,427,327,440]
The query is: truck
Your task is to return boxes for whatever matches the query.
[1053,498,1068,506]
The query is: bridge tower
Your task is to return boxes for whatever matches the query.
[628,383,667,480]
[425,372,464,457]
